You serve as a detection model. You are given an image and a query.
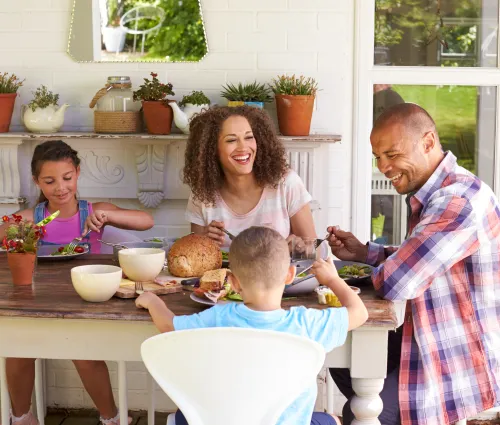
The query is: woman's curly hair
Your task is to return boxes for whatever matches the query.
[183,105,289,205]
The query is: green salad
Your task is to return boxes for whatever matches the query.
[221,251,229,261]
[338,264,371,278]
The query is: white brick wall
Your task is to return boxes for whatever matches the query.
[0,0,353,414]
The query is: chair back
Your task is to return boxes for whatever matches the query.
[141,328,325,425]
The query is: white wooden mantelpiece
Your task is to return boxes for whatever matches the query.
[0,132,341,208]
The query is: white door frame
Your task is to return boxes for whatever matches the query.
[352,0,500,242]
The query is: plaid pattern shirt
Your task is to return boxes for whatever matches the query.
[366,152,500,425]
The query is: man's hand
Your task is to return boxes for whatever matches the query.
[135,292,160,310]
[83,210,108,235]
[327,226,368,262]
[311,256,339,284]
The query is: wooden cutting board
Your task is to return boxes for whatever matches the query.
[114,270,195,299]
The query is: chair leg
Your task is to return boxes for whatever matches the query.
[147,373,155,425]
[34,359,45,425]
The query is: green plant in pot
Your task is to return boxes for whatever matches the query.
[22,85,69,133]
[0,72,24,133]
[102,0,126,53]
[270,74,319,136]
[221,81,272,109]
[2,213,45,286]
[170,90,210,134]
[133,72,175,135]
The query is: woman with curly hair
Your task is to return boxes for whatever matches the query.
[183,105,316,248]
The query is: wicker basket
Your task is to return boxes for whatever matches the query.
[94,111,142,133]
[90,83,143,134]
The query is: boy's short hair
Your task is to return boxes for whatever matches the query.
[229,226,290,288]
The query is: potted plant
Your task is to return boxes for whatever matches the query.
[170,90,210,134]
[2,214,45,286]
[0,72,24,133]
[102,0,126,53]
[269,74,319,136]
[133,72,175,135]
[221,81,273,109]
[21,85,69,133]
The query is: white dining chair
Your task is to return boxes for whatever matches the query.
[141,327,325,425]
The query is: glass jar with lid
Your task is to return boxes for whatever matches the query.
[93,76,141,112]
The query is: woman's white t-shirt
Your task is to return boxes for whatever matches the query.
[185,170,312,249]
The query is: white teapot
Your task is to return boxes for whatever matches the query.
[21,103,70,133]
[169,101,209,134]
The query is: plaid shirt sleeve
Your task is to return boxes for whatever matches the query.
[366,242,398,266]
[372,194,480,301]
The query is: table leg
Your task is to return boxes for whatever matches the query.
[147,373,155,425]
[118,361,128,425]
[351,378,384,425]
[0,357,10,425]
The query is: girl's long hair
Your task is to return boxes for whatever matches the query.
[31,140,81,203]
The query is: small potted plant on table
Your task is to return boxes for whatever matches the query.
[270,74,318,136]
[133,72,175,135]
[221,81,272,109]
[2,214,45,286]
[0,72,24,133]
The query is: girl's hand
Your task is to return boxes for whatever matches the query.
[135,292,159,310]
[83,210,108,235]
[204,220,226,246]
[311,256,339,283]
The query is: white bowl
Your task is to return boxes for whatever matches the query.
[118,248,166,282]
[71,264,122,302]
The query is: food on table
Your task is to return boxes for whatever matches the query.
[194,268,242,303]
[221,251,229,261]
[51,245,85,256]
[337,263,371,278]
[315,286,342,307]
[167,234,222,277]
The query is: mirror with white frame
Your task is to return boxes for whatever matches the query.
[68,0,208,63]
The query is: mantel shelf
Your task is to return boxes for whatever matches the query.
[0,132,342,143]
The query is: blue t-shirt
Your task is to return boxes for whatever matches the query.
[173,303,349,425]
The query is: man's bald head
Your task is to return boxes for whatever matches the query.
[372,103,439,144]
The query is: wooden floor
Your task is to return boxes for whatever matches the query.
[44,409,500,425]
[45,409,171,425]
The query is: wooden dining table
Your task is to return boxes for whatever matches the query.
[0,254,405,425]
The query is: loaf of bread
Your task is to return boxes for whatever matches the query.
[167,234,222,277]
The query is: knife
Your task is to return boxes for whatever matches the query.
[181,277,200,286]
[36,210,60,227]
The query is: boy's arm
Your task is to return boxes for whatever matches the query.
[136,293,175,333]
[312,257,368,331]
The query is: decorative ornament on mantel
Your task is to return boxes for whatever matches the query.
[135,143,166,208]
[80,151,125,185]
[22,85,69,133]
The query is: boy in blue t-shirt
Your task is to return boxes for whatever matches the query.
[136,226,368,425]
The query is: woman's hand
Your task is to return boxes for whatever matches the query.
[203,220,226,246]
[286,234,306,254]
[83,210,108,235]
[327,226,368,262]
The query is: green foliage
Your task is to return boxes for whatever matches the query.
[133,72,175,102]
[2,214,45,253]
[133,0,208,61]
[270,75,318,96]
[179,90,210,107]
[221,81,273,102]
[106,0,125,27]
[0,72,24,94]
[28,85,59,112]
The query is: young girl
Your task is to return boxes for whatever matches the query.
[0,139,154,425]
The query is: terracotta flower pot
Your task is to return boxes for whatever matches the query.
[0,93,18,133]
[7,252,36,286]
[142,101,173,135]
[275,94,315,136]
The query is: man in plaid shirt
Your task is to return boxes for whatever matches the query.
[328,103,500,425]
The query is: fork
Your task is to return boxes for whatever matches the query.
[135,281,144,295]
[221,228,236,240]
[67,230,92,254]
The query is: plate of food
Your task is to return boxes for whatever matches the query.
[334,261,373,284]
[37,244,90,261]
[188,268,243,306]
